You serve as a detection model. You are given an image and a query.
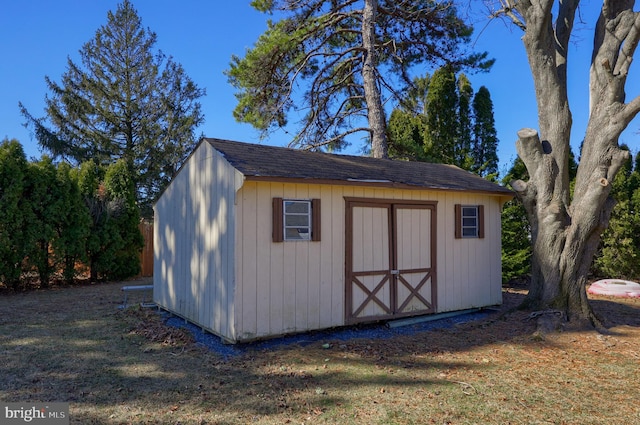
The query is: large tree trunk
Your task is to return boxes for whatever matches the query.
[362,0,388,159]
[501,0,640,329]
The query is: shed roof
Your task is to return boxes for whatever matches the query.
[205,138,513,196]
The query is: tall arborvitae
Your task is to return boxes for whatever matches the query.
[456,74,474,170]
[424,66,459,164]
[101,159,143,280]
[388,67,499,176]
[387,75,429,160]
[54,163,91,283]
[472,86,499,179]
[24,157,61,287]
[77,159,142,281]
[0,140,30,289]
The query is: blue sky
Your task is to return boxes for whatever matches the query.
[1,1,638,175]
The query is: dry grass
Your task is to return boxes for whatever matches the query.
[1,280,639,424]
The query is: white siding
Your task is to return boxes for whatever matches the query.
[154,142,243,341]
[234,182,506,341]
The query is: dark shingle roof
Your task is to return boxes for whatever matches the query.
[205,138,513,196]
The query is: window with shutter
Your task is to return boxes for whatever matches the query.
[272,198,321,242]
[454,204,484,239]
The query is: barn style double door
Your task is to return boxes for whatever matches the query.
[345,198,438,324]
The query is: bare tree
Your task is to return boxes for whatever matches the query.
[490,0,640,328]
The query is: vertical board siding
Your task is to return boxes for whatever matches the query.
[157,152,506,343]
[306,185,323,330]
[154,142,242,341]
[350,204,391,319]
[395,207,434,313]
[234,182,504,341]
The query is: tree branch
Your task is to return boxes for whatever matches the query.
[515,128,544,176]
[294,126,371,150]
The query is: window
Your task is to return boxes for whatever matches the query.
[284,200,311,240]
[454,204,484,239]
[272,198,321,242]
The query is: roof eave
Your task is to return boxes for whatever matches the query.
[243,175,514,197]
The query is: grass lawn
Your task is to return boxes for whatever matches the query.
[1,280,639,424]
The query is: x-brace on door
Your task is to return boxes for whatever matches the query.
[345,198,437,324]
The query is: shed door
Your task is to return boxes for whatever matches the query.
[346,199,437,324]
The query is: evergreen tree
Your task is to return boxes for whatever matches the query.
[387,74,429,160]
[78,160,142,281]
[501,157,531,282]
[24,157,62,287]
[401,75,430,116]
[424,66,459,164]
[228,0,492,157]
[593,147,640,278]
[0,139,30,289]
[456,73,474,170]
[20,0,205,215]
[53,163,91,283]
[386,109,428,161]
[387,67,499,175]
[77,161,108,281]
[472,86,499,179]
[101,159,143,280]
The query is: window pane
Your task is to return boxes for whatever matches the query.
[460,205,479,238]
[285,201,309,214]
[283,200,312,241]
[285,215,309,227]
[462,217,477,227]
[285,227,310,240]
[462,227,477,237]
[462,207,476,216]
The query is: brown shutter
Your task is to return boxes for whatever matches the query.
[478,205,485,239]
[454,204,462,239]
[311,198,321,241]
[272,197,283,242]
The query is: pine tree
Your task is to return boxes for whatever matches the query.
[227,0,492,157]
[20,0,205,215]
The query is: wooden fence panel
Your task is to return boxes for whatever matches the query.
[139,221,154,277]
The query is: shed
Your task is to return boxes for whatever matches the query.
[153,138,513,343]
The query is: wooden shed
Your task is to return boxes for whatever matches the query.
[153,138,513,343]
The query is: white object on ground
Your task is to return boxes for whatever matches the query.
[587,279,640,298]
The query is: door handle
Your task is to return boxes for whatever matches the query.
[390,270,399,275]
